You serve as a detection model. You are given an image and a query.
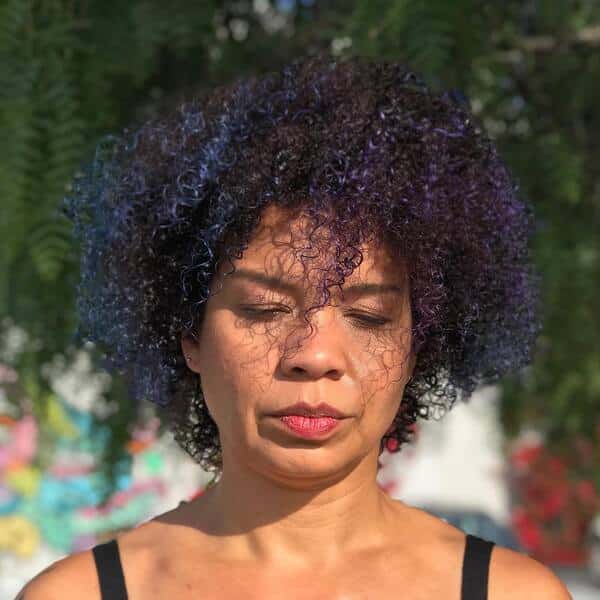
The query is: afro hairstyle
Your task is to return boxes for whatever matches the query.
[62,52,540,476]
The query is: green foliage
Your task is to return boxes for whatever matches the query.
[1,0,598,496]
[342,0,600,457]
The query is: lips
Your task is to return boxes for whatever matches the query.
[269,401,347,419]
[278,415,341,438]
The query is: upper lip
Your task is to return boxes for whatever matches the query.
[269,401,347,419]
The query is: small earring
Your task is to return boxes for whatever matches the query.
[185,354,191,361]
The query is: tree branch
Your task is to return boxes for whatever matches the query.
[496,24,600,63]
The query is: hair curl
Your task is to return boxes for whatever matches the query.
[62,53,540,478]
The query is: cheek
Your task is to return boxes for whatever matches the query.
[196,314,240,421]
[198,309,273,424]
[198,302,411,442]
[354,324,413,388]
[351,338,412,434]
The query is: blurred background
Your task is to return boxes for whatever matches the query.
[1,1,599,598]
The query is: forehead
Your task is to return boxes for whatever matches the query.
[217,204,406,290]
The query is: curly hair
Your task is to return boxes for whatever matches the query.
[62,52,540,479]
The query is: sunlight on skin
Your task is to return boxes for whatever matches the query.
[180,204,417,570]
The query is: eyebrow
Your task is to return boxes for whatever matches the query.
[226,268,404,297]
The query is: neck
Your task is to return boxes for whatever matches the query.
[189,449,403,571]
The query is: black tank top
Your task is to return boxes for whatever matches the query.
[92,533,495,599]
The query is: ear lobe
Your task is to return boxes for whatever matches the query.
[181,335,198,365]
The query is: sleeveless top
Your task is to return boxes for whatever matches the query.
[92,532,495,599]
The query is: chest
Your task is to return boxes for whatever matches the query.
[134,552,463,600]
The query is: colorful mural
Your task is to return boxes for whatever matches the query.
[0,361,206,563]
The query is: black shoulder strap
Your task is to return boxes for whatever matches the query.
[461,533,495,600]
[92,539,129,600]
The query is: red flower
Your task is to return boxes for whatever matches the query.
[508,435,599,567]
[512,508,543,550]
[188,488,205,501]
[386,438,399,452]
[511,444,542,470]
[546,456,567,478]
[541,487,569,520]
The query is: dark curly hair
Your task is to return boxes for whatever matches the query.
[62,52,540,479]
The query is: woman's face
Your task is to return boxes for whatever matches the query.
[182,205,415,485]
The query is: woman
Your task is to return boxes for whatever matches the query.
[19,53,571,599]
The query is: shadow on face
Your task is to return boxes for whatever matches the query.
[181,203,416,487]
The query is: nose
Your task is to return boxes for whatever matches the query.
[279,310,345,381]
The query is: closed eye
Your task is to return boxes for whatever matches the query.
[348,313,390,328]
[240,307,286,321]
[240,306,390,328]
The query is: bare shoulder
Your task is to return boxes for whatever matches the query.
[395,503,571,600]
[14,521,161,600]
[13,548,99,600]
[489,545,572,600]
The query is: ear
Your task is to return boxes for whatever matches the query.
[181,334,200,371]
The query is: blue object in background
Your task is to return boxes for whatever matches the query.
[276,0,316,12]
[276,0,296,12]
[420,504,522,551]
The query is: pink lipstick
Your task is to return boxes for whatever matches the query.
[277,415,342,438]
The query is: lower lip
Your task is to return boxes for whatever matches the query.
[274,415,343,438]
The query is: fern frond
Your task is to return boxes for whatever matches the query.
[28,214,75,282]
